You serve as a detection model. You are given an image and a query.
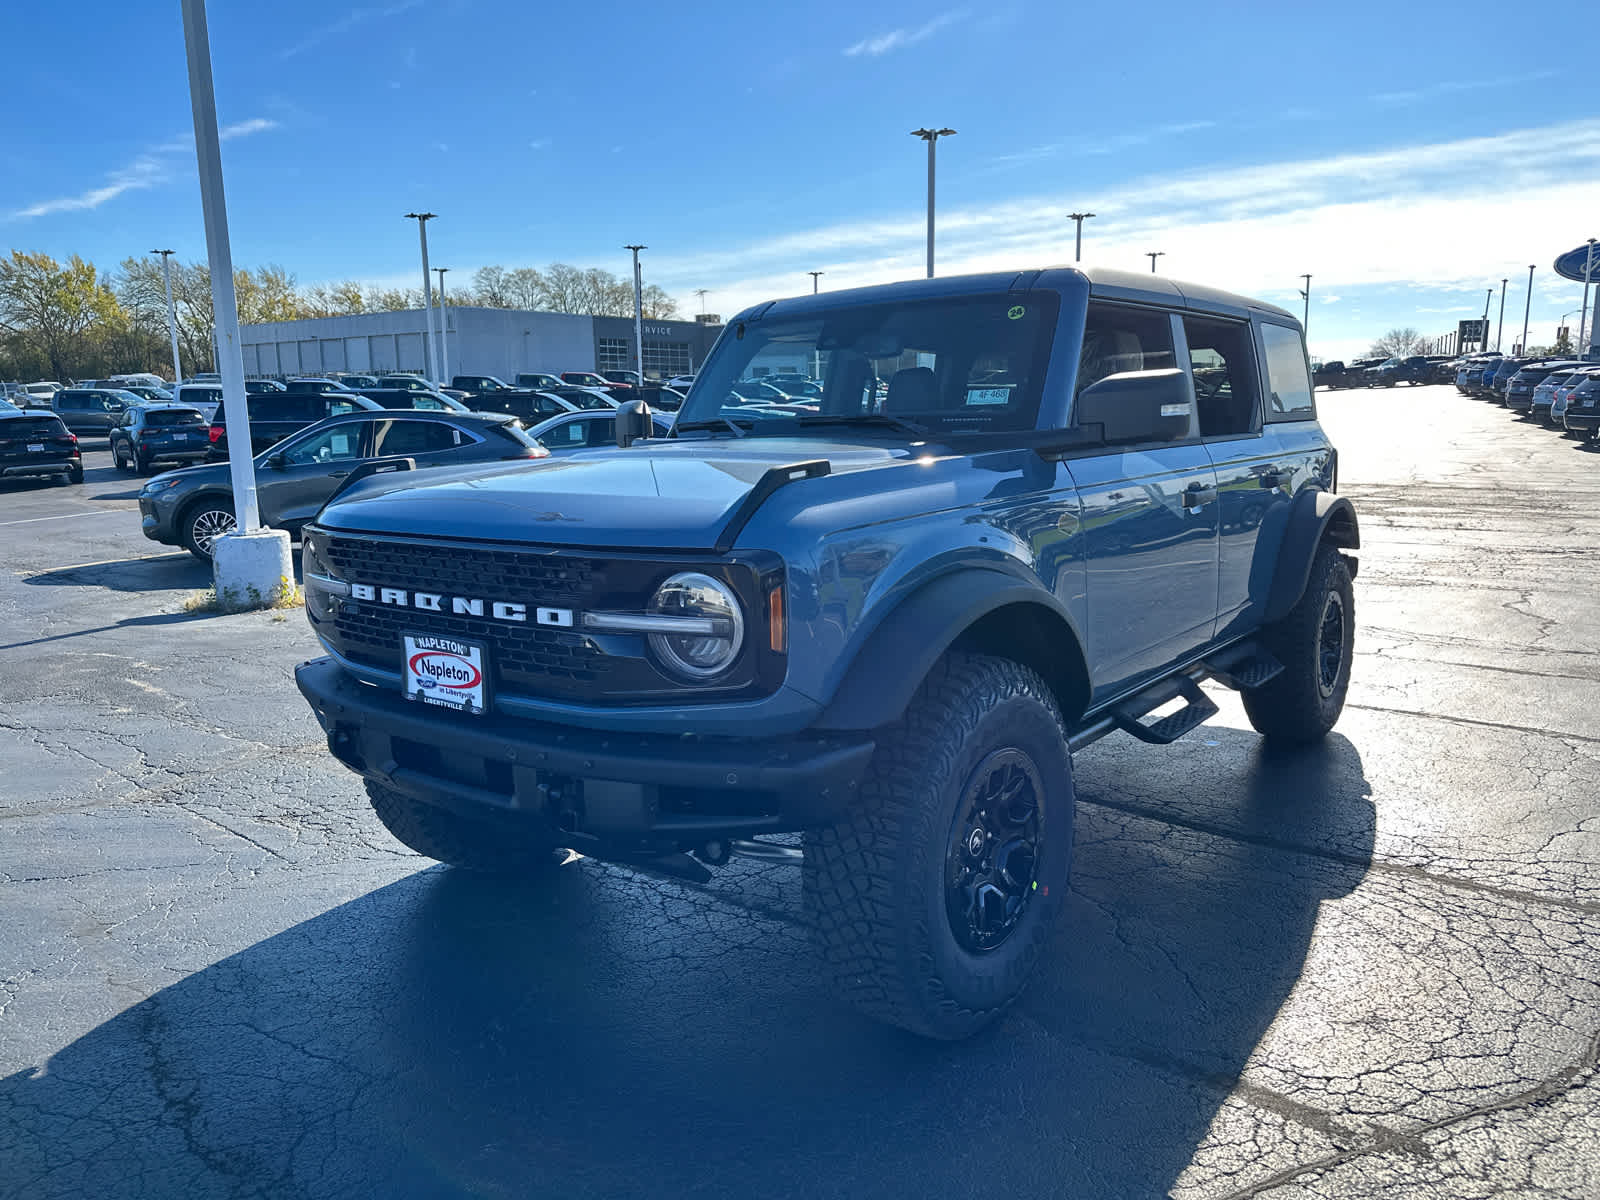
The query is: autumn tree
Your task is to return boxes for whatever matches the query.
[0,251,125,379]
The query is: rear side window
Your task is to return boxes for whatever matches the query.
[1076,304,1176,395]
[1261,323,1315,421]
[55,392,86,410]
[374,420,460,455]
[1184,316,1260,436]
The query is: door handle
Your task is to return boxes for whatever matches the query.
[329,471,349,478]
[1258,470,1285,489]
[1181,484,1217,509]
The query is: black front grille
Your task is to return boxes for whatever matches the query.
[321,534,605,699]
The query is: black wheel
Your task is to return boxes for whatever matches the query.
[68,462,84,485]
[803,653,1073,1040]
[1586,428,1598,443]
[1242,544,1355,744]
[113,441,134,473]
[181,496,237,561]
[134,449,153,475]
[365,781,563,872]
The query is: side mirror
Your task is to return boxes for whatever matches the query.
[266,452,287,470]
[1073,368,1192,444]
[614,397,654,448]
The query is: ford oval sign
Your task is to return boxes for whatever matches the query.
[1554,243,1600,283]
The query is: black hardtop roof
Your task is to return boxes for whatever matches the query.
[736,266,1297,326]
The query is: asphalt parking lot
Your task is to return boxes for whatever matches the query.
[2,387,1597,1200]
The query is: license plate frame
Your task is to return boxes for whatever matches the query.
[402,633,489,715]
[27,443,44,452]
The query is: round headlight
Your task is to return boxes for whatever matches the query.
[648,572,744,680]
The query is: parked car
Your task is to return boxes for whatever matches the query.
[664,374,696,392]
[110,404,212,474]
[331,374,379,390]
[118,385,176,404]
[292,267,1360,1040]
[356,388,471,413]
[1486,357,1532,402]
[514,372,566,391]
[142,409,548,560]
[1344,357,1387,387]
[208,391,384,459]
[50,388,138,436]
[1505,360,1583,412]
[1530,369,1583,421]
[1372,355,1433,387]
[1561,372,1600,440]
[171,383,224,421]
[461,389,584,425]
[634,385,687,412]
[23,381,63,401]
[1550,367,1600,428]
[600,370,641,388]
[0,409,82,484]
[246,379,288,394]
[1311,361,1349,389]
[1454,356,1500,393]
[451,375,516,395]
[527,408,674,452]
[559,371,612,389]
[0,397,19,413]
[376,375,434,392]
[286,378,358,394]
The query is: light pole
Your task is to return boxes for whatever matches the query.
[1559,311,1579,351]
[1481,288,1492,353]
[151,249,183,384]
[1298,273,1312,334]
[180,0,258,534]
[1146,251,1165,273]
[1578,237,1598,356]
[404,212,439,382]
[911,128,955,278]
[808,271,824,294]
[625,245,646,383]
[694,288,709,316]
[433,267,450,383]
[1496,278,1507,351]
[1521,265,1535,356]
[1068,212,1095,263]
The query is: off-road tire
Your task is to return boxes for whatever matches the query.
[1242,544,1355,744]
[365,780,563,873]
[803,653,1073,1040]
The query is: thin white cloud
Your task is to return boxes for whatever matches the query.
[844,9,966,57]
[4,119,279,222]
[529,138,551,151]
[280,0,423,60]
[1374,70,1558,105]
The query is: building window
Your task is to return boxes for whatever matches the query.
[598,338,630,372]
[643,340,691,379]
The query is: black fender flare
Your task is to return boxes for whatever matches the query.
[1263,490,1360,624]
[814,568,1090,732]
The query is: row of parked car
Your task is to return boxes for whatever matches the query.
[1312,354,1457,389]
[1452,352,1600,438]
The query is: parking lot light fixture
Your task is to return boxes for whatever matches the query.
[809,271,824,294]
[1521,265,1535,357]
[1496,279,1508,352]
[404,213,439,383]
[911,128,955,278]
[1147,251,1165,273]
[1068,213,1095,262]
[151,249,183,385]
[1579,238,1598,357]
[625,245,646,383]
[1299,274,1312,335]
[1481,288,1492,352]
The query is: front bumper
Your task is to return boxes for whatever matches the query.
[295,655,875,848]
[138,496,181,544]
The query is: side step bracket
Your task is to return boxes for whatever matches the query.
[1109,675,1219,746]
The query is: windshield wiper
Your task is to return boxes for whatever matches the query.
[792,413,930,437]
[672,415,749,438]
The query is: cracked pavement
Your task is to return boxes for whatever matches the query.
[1,387,1597,1199]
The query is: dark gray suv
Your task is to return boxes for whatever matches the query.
[51,388,137,436]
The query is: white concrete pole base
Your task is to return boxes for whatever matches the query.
[211,528,294,612]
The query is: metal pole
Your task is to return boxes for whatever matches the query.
[180,0,258,531]
[1496,279,1507,352]
[1521,265,1534,358]
[152,249,183,384]
[809,271,824,294]
[1068,212,1094,263]
[625,245,646,382]
[433,267,450,384]
[405,213,438,382]
[911,128,954,278]
[1147,251,1165,273]
[1579,238,1597,356]
[1299,273,1312,334]
[1481,289,1492,353]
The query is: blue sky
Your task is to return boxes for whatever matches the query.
[7,0,1600,361]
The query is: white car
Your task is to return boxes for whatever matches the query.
[528,408,673,453]
[665,374,695,392]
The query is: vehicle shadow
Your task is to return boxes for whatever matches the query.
[0,730,1373,1199]
[22,553,212,593]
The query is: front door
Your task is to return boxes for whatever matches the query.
[261,420,374,529]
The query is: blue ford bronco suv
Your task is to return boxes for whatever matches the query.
[295,268,1359,1039]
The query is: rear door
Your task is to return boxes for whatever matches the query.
[1065,301,1220,700]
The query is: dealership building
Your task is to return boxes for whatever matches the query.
[238,308,724,382]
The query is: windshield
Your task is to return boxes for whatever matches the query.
[678,293,1059,436]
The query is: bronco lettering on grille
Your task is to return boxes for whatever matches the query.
[348,583,572,627]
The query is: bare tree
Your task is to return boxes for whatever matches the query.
[1369,327,1423,357]
[641,285,679,320]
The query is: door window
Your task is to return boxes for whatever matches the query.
[1260,324,1316,421]
[1183,317,1259,437]
[584,417,618,447]
[539,419,591,449]
[283,424,366,465]
[375,420,460,456]
[1076,304,1177,395]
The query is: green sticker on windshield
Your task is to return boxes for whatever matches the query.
[1007,305,1026,320]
